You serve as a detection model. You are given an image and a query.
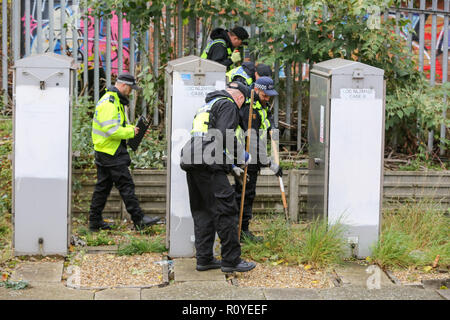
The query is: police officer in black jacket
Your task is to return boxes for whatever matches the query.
[180,82,256,273]
[200,26,249,70]
[235,76,281,242]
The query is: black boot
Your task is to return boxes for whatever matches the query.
[196,258,222,271]
[89,220,114,232]
[221,259,256,273]
[134,216,160,230]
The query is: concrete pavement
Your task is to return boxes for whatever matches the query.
[0,258,447,300]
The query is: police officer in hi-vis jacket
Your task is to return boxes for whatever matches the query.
[89,73,160,232]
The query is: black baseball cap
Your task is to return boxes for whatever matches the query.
[116,72,141,90]
[231,26,249,45]
[228,81,250,100]
[256,64,272,77]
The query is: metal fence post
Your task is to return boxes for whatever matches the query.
[106,18,111,87]
[37,0,43,54]
[297,63,302,151]
[177,0,183,58]
[61,0,67,55]
[25,0,31,56]
[153,16,160,126]
[2,0,8,109]
[428,0,438,153]
[441,0,449,156]
[83,1,89,98]
[419,0,425,72]
[285,62,292,142]
[94,16,100,103]
[274,59,280,126]
[49,0,55,53]
[407,0,413,51]
[118,11,123,74]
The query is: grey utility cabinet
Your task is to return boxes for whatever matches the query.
[165,55,226,257]
[307,58,385,258]
[13,53,76,255]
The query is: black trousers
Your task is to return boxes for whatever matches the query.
[89,164,144,223]
[186,169,241,267]
[234,169,259,231]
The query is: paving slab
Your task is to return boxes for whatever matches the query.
[317,286,444,300]
[10,261,64,284]
[436,289,450,300]
[263,288,322,300]
[174,258,226,282]
[0,282,94,300]
[142,281,234,300]
[95,288,141,300]
[334,262,394,288]
[230,287,266,300]
[87,245,119,254]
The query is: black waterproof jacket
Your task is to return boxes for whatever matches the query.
[205,28,234,69]
[180,90,245,173]
[238,92,276,171]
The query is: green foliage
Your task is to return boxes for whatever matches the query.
[280,160,307,170]
[0,118,12,215]
[0,213,12,265]
[81,230,116,246]
[0,280,29,290]
[298,216,347,268]
[72,97,166,169]
[247,0,448,155]
[72,97,96,169]
[371,227,414,268]
[372,200,450,268]
[241,214,347,268]
[117,235,167,255]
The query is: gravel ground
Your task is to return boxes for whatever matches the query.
[77,253,165,289]
[390,268,449,286]
[231,263,334,289]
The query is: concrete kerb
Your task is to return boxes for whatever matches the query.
[3,252,448,300]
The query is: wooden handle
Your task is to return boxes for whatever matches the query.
[270,131,289,221]
[238,89,254,241]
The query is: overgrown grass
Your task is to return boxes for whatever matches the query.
[78,228,116,247]
[0,117,12,216]
[0,213,12,265]
[298,217,348,268]
[372,200,450,269]
[117,236,167,256]
[241,214,347,269]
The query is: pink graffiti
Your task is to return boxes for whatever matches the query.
[21,4,132,75]
[80,10,132,74]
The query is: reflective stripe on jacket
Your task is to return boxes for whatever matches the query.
[201,39,232,60]
[226,66,253,86]
[191,96,234,135]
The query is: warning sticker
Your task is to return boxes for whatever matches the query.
[340,88,375,100]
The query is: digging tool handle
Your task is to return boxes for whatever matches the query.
[238,89,254,241]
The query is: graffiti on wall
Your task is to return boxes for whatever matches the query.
[21,1,134,74]
[392,11,450,82]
